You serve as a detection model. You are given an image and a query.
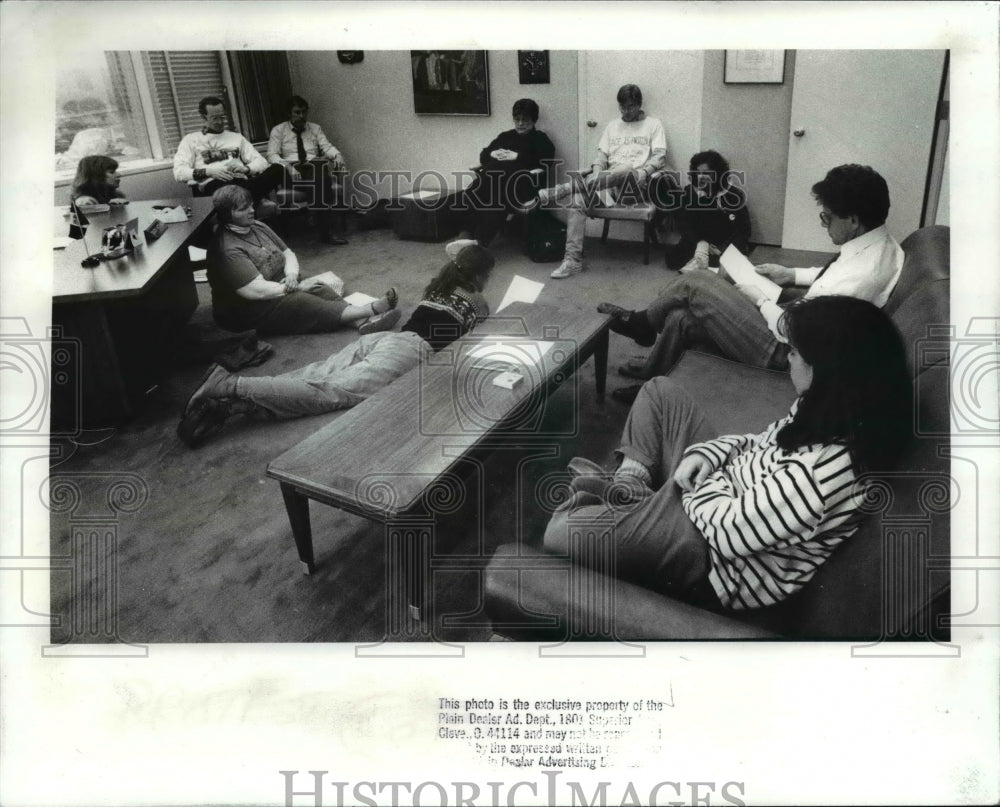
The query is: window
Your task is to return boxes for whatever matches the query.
[54,51,291,176]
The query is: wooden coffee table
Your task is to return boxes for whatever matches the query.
[266,301,610,625]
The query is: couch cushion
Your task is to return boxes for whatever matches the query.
[665,350,795,436]
[885,225,950,316]
[891,277,951,374]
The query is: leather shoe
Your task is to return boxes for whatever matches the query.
[596,302,656,347]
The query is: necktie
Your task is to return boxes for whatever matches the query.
[814,254,838,282]
[294,127,307,164]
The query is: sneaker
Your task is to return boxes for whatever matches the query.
[679,252,710,274]
[358,308,401,335]
[550,259,583,279]
[445,238,478,260]
[177,397,236,448]
[567,456,612,480]
[181,364,234,418]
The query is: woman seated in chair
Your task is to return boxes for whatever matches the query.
[545,295,911,611]
[446,98,555,256]
[207,184,399,336]
[662,149,751,273]
[70,155,129,206]
[177,244,495,448]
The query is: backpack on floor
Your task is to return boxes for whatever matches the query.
[524,208,567,263]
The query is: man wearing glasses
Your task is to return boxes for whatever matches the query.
[599,164,904,401]
[173,96,287,218]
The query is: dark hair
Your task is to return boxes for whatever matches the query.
[811,164,890,230]
[512,98,539,123]
[776,296,912,473]
[689,149,730,177]
[198,96,226,117]
[71,155,118,197]
[423,247,495,298]
[211,184,253,224]
[288,95,309,112]
[616,84,642,106]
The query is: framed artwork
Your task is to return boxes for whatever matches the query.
[411,50,490,115]
[724,50,786,84]
[518,50,550,84]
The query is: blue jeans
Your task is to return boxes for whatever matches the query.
[236,330,431,418]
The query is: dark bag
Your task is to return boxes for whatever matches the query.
[524,208,567,263]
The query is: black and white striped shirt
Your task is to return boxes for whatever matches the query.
[681,401,863,609]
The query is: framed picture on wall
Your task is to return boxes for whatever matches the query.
[724,50,786,84]
[411,50,490,115]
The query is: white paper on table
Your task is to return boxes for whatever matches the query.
[156,206,190,223]
[53,236,73,250]
[496,275,545,312]
[343,291,378,307]
[188,246,207,262]
[466,338,554,371]
[719,244,783,302]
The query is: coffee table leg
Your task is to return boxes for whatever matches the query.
[594,327,609,400]
[280,483,316,575]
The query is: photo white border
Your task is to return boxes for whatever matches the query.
[2,2,998,805]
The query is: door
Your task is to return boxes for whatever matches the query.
[781,50,945,251]
[578,51,704,239]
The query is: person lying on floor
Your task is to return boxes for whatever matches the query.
[177,244,495,448]
[599,163,903,403]
[661,149,750,273]
[544,295,911,611]
[207,184,400,337]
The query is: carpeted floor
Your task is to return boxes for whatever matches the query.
[48,214,731,644]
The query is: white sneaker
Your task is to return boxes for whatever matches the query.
[550,259,583,279]
[445,238,478,260]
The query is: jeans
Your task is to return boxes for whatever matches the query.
[640,272,790,378]
[214,285,349,336]
[236,330,431,418]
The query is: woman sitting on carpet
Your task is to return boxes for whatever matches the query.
[177,243,495,448]
[70,155,129,206]
[545,295,912,611]
[207,184,400,336]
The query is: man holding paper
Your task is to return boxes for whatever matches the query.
[599,164,903,398]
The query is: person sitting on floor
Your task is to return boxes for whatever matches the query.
[206,184,400,337]
[599,163,903,403]
[177,244,495,448]
[446,98,555,257]
[661,149,750,273]
[267,94,352,245]
[544,295,912,611]
[528,83,670,279]
[173,96,287,219]
[70,155,129,206]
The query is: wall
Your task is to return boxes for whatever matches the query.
[289,51,579,200]
[700,51,795,246]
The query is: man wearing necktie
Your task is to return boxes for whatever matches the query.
[267,95,350,245]
[598,164,905,401]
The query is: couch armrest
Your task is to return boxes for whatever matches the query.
[485,545,775,641]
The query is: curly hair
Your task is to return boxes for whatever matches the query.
[811,164,890,230]
[776,295,912,474]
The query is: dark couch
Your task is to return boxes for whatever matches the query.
[485,225,951,641]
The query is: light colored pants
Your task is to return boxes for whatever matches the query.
[236,330,431,419]
[543,377,721,607]
[641,272,790,377]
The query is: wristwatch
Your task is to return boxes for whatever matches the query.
[193,168,207,181]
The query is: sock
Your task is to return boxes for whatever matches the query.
[616,457,652,486]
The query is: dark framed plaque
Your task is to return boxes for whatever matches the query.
[518,50,550,84]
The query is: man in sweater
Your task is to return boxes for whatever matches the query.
[267,95,351,245]
[531,84,670,279]
[172,96,287,218]
[601,164,904,402]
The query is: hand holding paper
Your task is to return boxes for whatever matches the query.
[719,245,783,302]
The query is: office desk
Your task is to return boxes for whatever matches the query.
[51,198,215,428]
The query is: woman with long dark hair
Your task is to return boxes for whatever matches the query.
[70,155,129,206]
[545,295,912,610]
[178,244,495,447]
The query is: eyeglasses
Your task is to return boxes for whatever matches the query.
[819,211,839,226]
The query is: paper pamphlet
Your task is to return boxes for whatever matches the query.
[155,206,190,223]
[188,246,207,262]
[343,291,378,307]
[719,244,783,302]
[299,271,345,295]
[497,274,544,312]
[53,236,73,250]
[466,337,554,372]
